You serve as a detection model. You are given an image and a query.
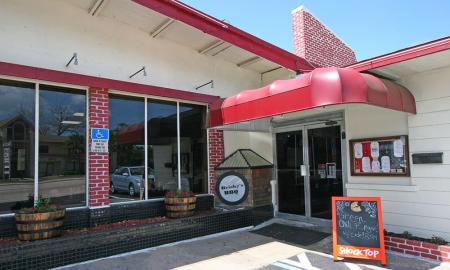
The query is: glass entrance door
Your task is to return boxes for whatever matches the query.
[275,122,343,220]
[307,125,343,219]
[276,130,305,215]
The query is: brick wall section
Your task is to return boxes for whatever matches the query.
[88,88,110,208]
[292,6,357,68]
[208,129,224,194]
[385,236,450,262]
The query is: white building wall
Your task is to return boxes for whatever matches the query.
[344,105,410,186]
[223,131,250,158]
[0,0,261,98]
[223,131,273,163]
[249,132,273,163]
[402,65,450,240]
[345,66,450,241]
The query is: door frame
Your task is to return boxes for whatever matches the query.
[272,118,347,224]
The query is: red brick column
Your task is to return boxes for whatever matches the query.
[292,6,356,67]
[88,88,110,208]
[208,129,224,194]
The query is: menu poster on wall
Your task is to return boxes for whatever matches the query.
[370,142,379,158]
[371,160,381,173]
[354,143,363,159]
[381,156,391,173]
[362,157,371,173]
[350,136,409,176]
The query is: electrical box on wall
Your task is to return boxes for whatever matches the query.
[412,153,443,164]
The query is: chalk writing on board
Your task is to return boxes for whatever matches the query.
[361,201,377,218]
[332,197,386,265]
[335,200,380,248]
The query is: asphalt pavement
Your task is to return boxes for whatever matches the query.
[54,220,450,270]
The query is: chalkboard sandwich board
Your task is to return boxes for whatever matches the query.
[332,196,386,265]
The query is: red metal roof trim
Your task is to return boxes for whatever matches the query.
[348,36,450,72]
[0,61,220,104]
[209,67,416,127]
[132,0,313,72]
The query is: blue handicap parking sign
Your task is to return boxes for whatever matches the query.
[91,128,109,140]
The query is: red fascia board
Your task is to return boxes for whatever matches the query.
[0,61,220,104]
[348,36,450,72]
[132,0,313,72]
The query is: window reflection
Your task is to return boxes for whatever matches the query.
[179,104,207,194]
[109,95,145,203]
[38,85,86,208]
[0,80,35,214]
[0,79,209,213]
[147,100,178,196]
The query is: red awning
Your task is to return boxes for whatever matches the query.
[209,67,416,127]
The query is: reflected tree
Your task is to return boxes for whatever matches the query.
[67,132,85,175]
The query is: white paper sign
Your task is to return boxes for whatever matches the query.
[362,157,371,172]
[326,163,336,179]
[393,140,404,157]
[318,164,326,179]
[91,139,109,153]
[354,143,363,159]
[371,160,381,173]
[370,141,380,158]
[381,156,391,173]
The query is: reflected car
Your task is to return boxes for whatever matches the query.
[110,166,155,197]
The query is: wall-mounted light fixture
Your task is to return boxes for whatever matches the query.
[129,66,147,79]
[195,80,214,90]
[66,53,78,67]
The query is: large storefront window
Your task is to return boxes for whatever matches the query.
[0,80,35,214]
[39,85,86,208]
[147,100,178,196]
[109,96,207,202]
[0,79,208,213]
[179,103,207,194]
[109,95,145,203]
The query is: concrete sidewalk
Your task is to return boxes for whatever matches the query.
[55,225,450,270]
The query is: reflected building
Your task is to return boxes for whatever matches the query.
[0,115,35,181]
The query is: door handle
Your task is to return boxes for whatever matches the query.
[300,165,308,176]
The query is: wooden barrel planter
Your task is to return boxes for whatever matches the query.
[15,209,65,241]
[165,197,196,218]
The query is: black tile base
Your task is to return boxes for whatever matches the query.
[0,195,215,237]
[0,208,256,270]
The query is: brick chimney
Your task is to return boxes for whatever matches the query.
[292,6,356,68]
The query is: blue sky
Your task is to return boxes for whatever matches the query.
[181,0,450,61]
